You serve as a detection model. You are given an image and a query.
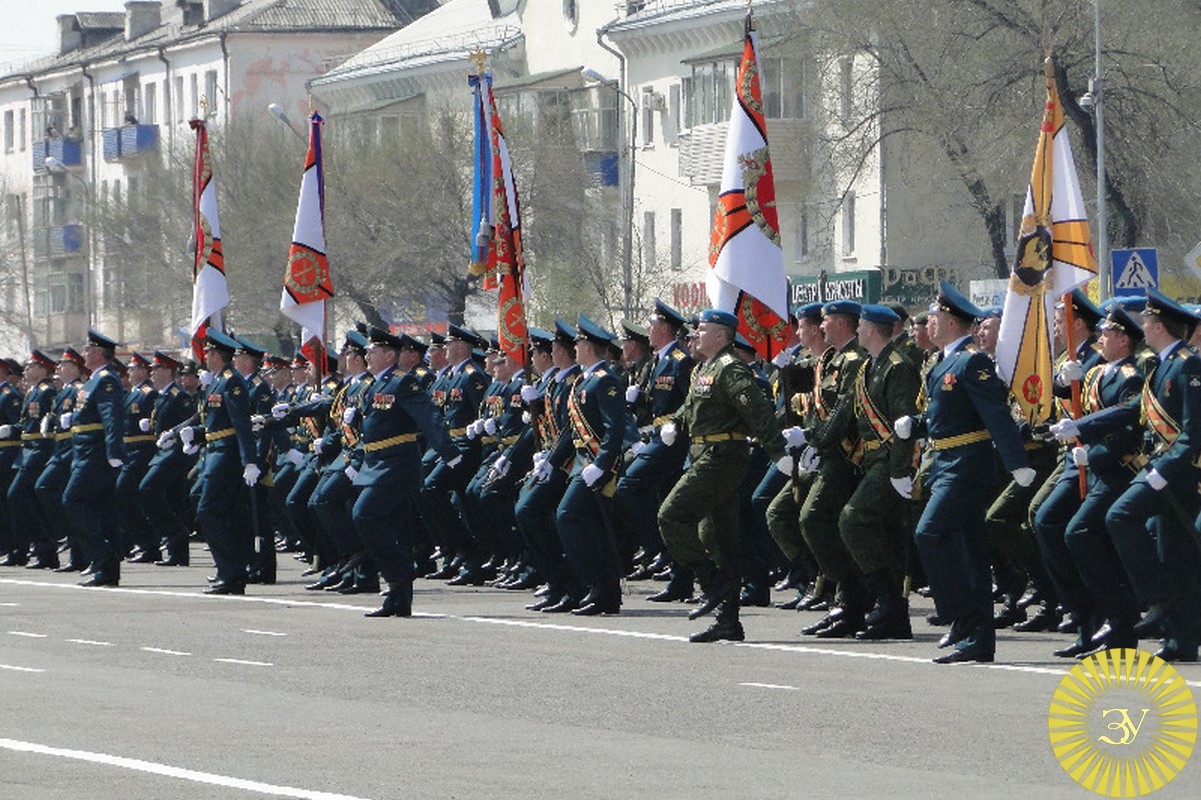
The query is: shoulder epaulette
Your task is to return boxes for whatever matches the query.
[715,353,736,368]
[671,349,686,361]
[1120,363,1137,377]
[888,351,903,365]
[843,350,862,362]
[169,387,179,396]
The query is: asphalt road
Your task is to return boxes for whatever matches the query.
[2,548,1200,800]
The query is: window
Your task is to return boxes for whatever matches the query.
[144,82,157,124]
[840,57,854,121]
[562,0,579,32]
[641,87,655,147]
[204,70,218,114]
[796,205,809,262]
[571,85,617,152]
[670,208,682,270]
[18,108,26,151]
[685,60,736,127]
[680,76,694,130]
[841,192,856,257]
[666,83,680,143]
[67,273,84,313]
[190,73,199,117]
[3,110,12,152]
[762,57,806,120]
[643,210,656,267]
[175,76,185,119]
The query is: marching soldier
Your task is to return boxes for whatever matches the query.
[0,358,24,565]
[7,351,57,568]
[40,349,87,572]
[657,309,788,642]
[232,337,277,584]
[143,352,195,566]
[117,352,159,562]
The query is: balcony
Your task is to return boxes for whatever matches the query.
[584,152,619,187]
[32,139,83,172]
[102,124,160,160]
[678,118,812,186]
[31,225,86,259]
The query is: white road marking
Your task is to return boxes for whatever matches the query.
[65,639,113,647]
[740,682,800,691]
[242,629,286,637]
[141,647,191,656]
[0,664,44,673]
[5,577,1200,687]
[0,601,18,606]
[215,658,273,667]
[0,738,373,800]
[6,631,47,638]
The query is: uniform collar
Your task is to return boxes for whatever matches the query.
[942,335,972,357]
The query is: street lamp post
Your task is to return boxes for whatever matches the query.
[583,68,637,318]
[1083,1,1108,300]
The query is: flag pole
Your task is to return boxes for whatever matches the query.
[1061,293,1088,498]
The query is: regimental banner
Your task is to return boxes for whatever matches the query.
[706,8,790,359]
[189,118,229,362]
[995,58,1098,423]
[280,112,333,367]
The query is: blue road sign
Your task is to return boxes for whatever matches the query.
[1111,248,1158,297]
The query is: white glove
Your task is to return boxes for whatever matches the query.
[0,425,11,438]
[310,392,329,402]
[521,411,532,424]
[446,454,463,470]
[40,415,51,436]
[798,447,821,473]
[1011,467,1037,487]
[182,442,200,456]
[271,402,290,419]
[581,462,604,487]
[342,406,356,425]
[894,416,913,440]
[250,414,265,432]
[532,449,549,469]
[108,458,123,469]
[520,385,540,403]
[775,455,794,475]
[60,412,73,429]
[179,427,194,445]
[782,426,807,448]
[156,431,175,449]
[465,420,481,439]
[312,438,324,455]
[490,455,511,481]
[199,370,214,388]
[1071,446,1089,467]
[344,465,358,482]
[242,463,261,486]
[625,385,640,403]
[890,476,914,499]
[1146,468,1168,491]
[286,448,304,467]
[771,350,791,368]
[1049,419,1080,441]
[1059,360,1084,383]
[483,417,497,436]
[138,418,151,432]
[629,440,646,457]
[532,459,553,483]
[660,422,677,446]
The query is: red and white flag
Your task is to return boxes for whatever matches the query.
[280,112,333,364]
[707,9,790,359]
[189,118,229,361]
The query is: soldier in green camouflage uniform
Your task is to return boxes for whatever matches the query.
[657,310,788,643]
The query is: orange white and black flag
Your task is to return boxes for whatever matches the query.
[707,9,790,359]
[189,118,229,362]
[996,58,1098,423]
[280,112,333,365]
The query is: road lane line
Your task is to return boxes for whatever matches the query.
[141,647,192,656]
[5,577,1200,687]
[6,631,47,638]
[0,664,44,673]
[242,629,287,636]
[740,682,800,691]
[0,738,373,800]
[215,658,273,667]
[0,602,18,606]
[65,639,113,646]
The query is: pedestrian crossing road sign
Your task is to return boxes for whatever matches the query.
[1110,248,1158,296]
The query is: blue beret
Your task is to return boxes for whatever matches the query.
[822,300,861,318]
[795,302,824,322]
[860,304,899,326]
[977,306,1002,321]
[576,313,616,345]
[934,280,983,322]
[650,299,688,329]
[698,308,739,328]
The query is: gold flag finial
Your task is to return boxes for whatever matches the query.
[469,50,487,75]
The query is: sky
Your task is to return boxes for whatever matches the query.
[0,1,129,69]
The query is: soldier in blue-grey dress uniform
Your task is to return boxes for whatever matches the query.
[6,351,57,568]
[142,351,196,566]
[895,282,1031,663]
[116,352,159,562]
[352,326,461,617]
[62,329,127,587]
[0,357,24,565]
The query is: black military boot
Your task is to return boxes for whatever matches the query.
[857,570,913,640]
[689,596,745,643]
[364,581,413,618]
[688,562,738,620]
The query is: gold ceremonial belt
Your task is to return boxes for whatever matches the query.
[1023,440,1046,451]
[206,428,235,442]
[929,429,991,451]
[0,440,21,448]
[363,433,418,452]
[72,422,103,434]
[448,426,469,437]
[20,432,46,441]
[484,434,520,446]
[123,435,155,444]
[691,433,744,444]
[652,414,674,426]
[54,431,73,441]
